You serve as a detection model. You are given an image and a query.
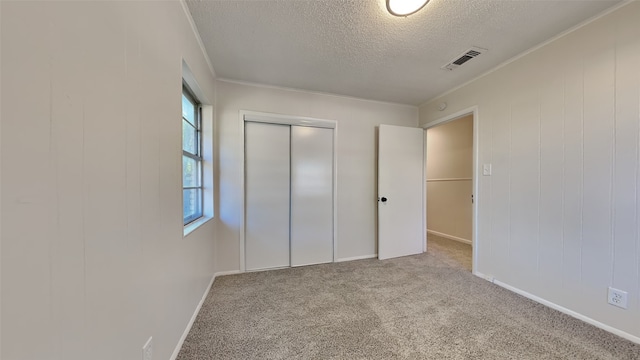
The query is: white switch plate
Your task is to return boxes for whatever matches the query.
[143,337,153,360]
[608,287,628,309]
[483,164,492,176]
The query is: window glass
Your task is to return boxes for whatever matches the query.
[182,155,200,188]
[183,188,202,223]
[182,94,196,126]
[182,85,203,225]
[182,120,197,154]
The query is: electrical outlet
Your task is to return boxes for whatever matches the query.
[142,337,153,360]
[607,287,628,309]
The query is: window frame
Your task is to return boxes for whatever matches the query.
[182,84,204,225]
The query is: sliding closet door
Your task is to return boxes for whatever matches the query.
[290,126,334,266]
[245,122,291,271]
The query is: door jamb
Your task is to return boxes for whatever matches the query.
[239,110,338,272]
[421,106,479,276]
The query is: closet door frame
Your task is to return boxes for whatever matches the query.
[239,111,338,272]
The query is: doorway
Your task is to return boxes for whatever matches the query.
[423,108,478,273]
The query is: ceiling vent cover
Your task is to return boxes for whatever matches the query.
[442,47,487,71]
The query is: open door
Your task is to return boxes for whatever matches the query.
[378,124,424,260]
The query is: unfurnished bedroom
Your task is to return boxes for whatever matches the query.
[2,0,640,359]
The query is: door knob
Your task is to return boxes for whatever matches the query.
[380,197,388,203]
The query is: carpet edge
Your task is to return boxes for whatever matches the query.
[170,273,218,360]
[494,279,640,345]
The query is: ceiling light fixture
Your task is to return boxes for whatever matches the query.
[386,0,430,17]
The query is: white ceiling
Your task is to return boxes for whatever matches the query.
[185,0,622,105]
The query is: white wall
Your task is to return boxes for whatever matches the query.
[426,115,473,242]
[0,1,3,355]
[1,2,217,359]
[420,3,640,341]
[216,80,417,271]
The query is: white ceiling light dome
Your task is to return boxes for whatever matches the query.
[386,0,430,17]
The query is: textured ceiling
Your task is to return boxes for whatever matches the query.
[186,0,622,105]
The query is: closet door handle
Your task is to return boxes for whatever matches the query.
[379,197,388,203]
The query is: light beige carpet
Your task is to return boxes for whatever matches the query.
[427,234,472,272]
[177,237,640,359]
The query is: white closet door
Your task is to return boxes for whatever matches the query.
[290,126,334,266]
[245,122,291,271]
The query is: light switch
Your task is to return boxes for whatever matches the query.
[483,164,492,176]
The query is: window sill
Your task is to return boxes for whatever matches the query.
[183,216,213,237]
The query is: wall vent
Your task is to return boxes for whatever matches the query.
[441,47,487,71]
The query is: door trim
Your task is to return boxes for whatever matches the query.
[239,110,338,272]
[243,110,336,129]
[422,106,479,276]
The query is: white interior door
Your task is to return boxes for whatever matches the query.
[378,124,424,260]
[290,126,334,267]
[245,122,291,271]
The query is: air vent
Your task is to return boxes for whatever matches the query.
[442,47,487,71]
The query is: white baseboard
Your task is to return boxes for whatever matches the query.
[492,279,640,345]
[169,269,247,359]
[170,274,216,360]
[215,270,241,277]
[427,229,472,245]
[473,271,494,282]
[336,254,377,262]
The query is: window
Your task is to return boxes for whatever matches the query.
[182,85,203,225]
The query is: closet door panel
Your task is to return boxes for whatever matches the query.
[290,126,334,266]
[245,122,291,270]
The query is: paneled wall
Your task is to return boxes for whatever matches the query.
[426,115,473,242]
[215,80,418,271]
[1,2,217,359]
[420,3,640,340]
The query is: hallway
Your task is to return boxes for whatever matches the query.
[427,233,472,272]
